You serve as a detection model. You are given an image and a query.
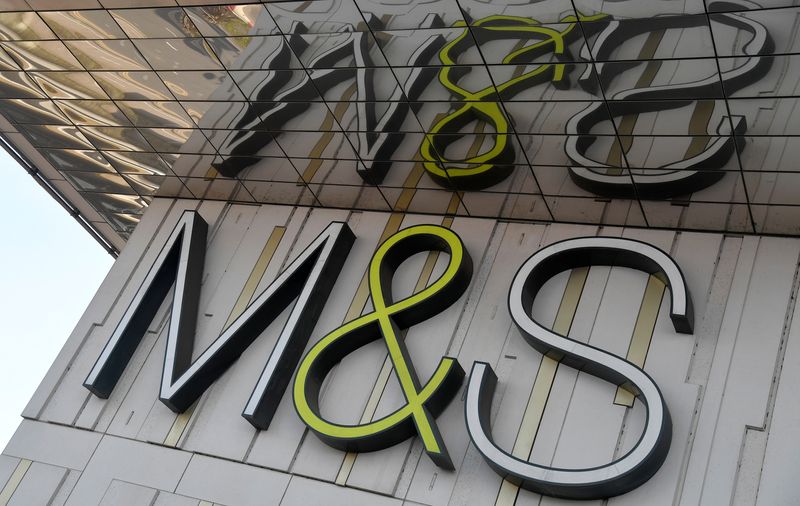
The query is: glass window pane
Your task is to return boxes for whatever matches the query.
[31,72,108,99]
[43,149,115,173]
[92,71,174,100]
[110,8,200,38]
[207,35,301,70]
[0,71,44,98]
[19,123,93,149]
[573,0,705,17]
[159,70,244,101]
[117,100,194,128]
[1,41,82,70]
[79,125,152,151]
[185,4,276,37]
[62,170,138,194]
[357,0,464,30]
[103,150,172,175]
[0,12,55,40]
[66,40,148,71]
[81,191,148,215]
[55,99,131,126]
[133,38,222,71]
[266,0,364,34]
[0,98,68,124]
[40,10,126,39]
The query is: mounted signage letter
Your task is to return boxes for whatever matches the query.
[84,210,354,430]
[465,237,693,499]
[83,214,699,498]
[293,224,472,469]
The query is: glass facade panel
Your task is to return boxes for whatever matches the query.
[40,10,126,39]
[66,39,149,71]
[1,0,800,243]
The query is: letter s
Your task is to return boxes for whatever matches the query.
[465,237,693,499]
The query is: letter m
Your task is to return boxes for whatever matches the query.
[84,210,354,429]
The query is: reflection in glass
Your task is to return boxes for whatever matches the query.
[81,191,147,215]
[66,40,149,71]
[40,10,125,39]
[43,149,114,173]
[266,0,363,34]
[104,151,172,175]
[595,59,725,99]
[92,71,173,100]
[207,35,301,70]
[79,126,152,151]
[117,100,194,128]
[573,0,705,17]
[460,0,575,25]
[55,100,131,126]
[707,0,800,13]
[186,5,275,37]
[230,70,317,101]
[0,98,68,124]
[231,156,301,182]
[133,38,222,71]
[740,137,800,172]
[0,0,798,241]
[582,14,714,61]
[243,179,316,206]
[184,101,247,128]
[140,127,212,154]
[123,172,165,196]
[645,200,752,233]
[105,212,141,235]
[0,12,55,40]
[296,157,363,185]
[110,8,200,38]
[291,31,389,69]
[159,71,242,101]
[1,41,82,71]
[62,170,137,194]
[315,182,391,209]
[358,0,463,30]
[498,192,552,221]
[0,46,19,70]
[31,72,108,99]
[19,124,93,149]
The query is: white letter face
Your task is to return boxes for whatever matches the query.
[465,237,694,500]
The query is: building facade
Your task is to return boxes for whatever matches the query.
[1,0,800,504]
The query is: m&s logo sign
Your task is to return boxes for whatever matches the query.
[85,211,693,500]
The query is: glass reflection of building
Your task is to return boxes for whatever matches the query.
[2,0,800,254]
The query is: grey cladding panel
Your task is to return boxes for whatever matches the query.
[6,200,800,506]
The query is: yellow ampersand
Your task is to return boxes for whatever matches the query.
[420,13,608,190]
[293,225,473,469]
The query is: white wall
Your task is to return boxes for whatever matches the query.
[3,198,799,506]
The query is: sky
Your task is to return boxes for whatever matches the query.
[0,151,113,449]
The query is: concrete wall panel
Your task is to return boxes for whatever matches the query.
[7,199,800,506]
